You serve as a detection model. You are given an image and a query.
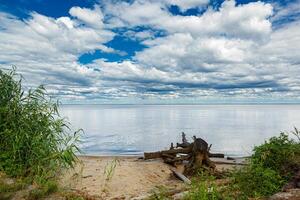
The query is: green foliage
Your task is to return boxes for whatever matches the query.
[232,164,284,198]
[0,67,81,184]
[251,132,300,178]
[184,182,221,200]
[231,130,300,198]
[184,171,222,200]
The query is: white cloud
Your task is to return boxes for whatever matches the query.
[69,5,104,29]
[104,0,273,41]
[271,0,300,25]
[0,0,300,102]
[0,8,114,93]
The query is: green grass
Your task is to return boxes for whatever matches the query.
[0,67,82,186]
[183,170,224,200]
[182,130,300,200]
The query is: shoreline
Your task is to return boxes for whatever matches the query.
[61,155,246,199]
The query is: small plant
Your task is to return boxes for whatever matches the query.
[184,171,222,200]
[103,158,120,181]
[184,182,221,200]
[292,127,300,141]
[0,67,82,186]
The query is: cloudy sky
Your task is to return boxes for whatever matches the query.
[0,0,300,104]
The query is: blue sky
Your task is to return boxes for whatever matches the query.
[0,0,300,104]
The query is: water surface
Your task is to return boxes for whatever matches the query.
[60,104,300,156]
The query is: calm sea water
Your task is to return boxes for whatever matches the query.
[60,104,300,156]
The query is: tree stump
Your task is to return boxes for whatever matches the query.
[144,133,216,175]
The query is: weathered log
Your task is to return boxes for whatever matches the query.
[213,161,247,165]
[144,147,191,160]
[176,132,191,148]
[144,151,162,160]
[170,168,191,184]
[209,153,225,158]
[184,138,215,174]
[162,153,176,159]
[170,142,174,150]
[163,155,191,165]
[144,134,217,175]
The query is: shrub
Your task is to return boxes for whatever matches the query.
[252,132,300,178]
[0,67,81,183]
[231,130,300,198]
[232,164,284,198]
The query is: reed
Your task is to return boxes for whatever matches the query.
[0,67,81,184]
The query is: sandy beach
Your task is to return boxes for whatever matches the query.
[61,156,244,199]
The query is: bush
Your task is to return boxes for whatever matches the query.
[0,67,81,183]
[232,164,284,198]
[231,130,300,198]
[252,132,300,178]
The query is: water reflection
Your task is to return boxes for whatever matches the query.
[60,105,300,156]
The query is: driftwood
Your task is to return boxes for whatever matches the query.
[144,132,221,175]
[209,153,225,158]
[213,161,247,165]
[170,168,191,184]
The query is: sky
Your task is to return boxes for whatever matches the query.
[0,0,300,104]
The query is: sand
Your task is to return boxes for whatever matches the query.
[60,156,243,199]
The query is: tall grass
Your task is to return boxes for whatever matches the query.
[0,67,81,183]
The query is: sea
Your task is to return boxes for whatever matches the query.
[60,104,300,156]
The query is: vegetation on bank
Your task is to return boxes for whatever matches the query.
[150,129,300,200]
[0,68,82,199]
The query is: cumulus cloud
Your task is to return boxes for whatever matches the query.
[69,5,104,29]
[0,7,113,94]
[103,0,273,41]
[0,0,300,103]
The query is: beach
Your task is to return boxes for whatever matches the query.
[61,156,243,199]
